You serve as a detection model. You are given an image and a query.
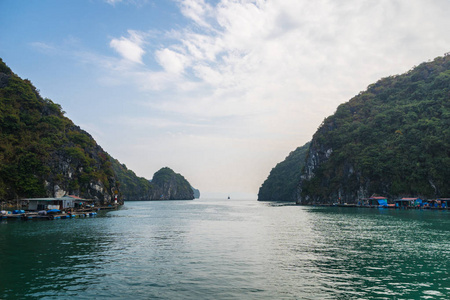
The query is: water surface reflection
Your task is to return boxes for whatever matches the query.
[0,216,116,298]
[1,201,449,299]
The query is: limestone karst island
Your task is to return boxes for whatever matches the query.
[0,59,199,220]
[1,54,450,218]
[258,54,449,208]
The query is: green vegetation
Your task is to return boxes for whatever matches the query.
[0,58,197,202]
[110,161,195,200]
[110,158,154,200]
[0,58,118,202]
[299,55,450,201]
[258,142,310,201]
[152,167,194,200]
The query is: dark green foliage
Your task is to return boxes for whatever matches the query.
[300,55,450,201]
[110,158,154,201]
[0,59,12,75]
[0,57,194,203]
[0,60,197,202]
[152,167,194,200]
[0,58,118,201]
[152,167,177,185]
[64,147,89,164]
[110,160,194,201]
[258,142,310,201]
[16,153,46,197]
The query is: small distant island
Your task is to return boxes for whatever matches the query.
[0,58,198,205]
[112,163,196,201]
[259,54,450,204]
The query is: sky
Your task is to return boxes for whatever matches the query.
[1,0,449,199]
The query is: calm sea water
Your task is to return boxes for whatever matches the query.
[1,199,449,299]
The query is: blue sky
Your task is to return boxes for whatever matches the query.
[1,0,449,199]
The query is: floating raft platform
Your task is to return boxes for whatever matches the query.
[1,211,99,221]
[0,206,119,221]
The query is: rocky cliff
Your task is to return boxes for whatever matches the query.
[110,158,154,201]
[258,142,310,201]
[296,54,450,204]
[0,59,118,204]
[150,167,194,200]
[111,159,196,201]
[192,187,200,199]
[0,58,197,203]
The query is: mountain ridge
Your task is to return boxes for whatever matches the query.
[297,54,450,203]
[0,58,197,203]
[258,142,310,201]
[259,54,450,204]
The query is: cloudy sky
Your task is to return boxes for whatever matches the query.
[1,0,449,199]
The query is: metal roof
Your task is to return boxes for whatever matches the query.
[22,196,91,202]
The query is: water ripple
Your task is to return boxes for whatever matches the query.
[1,201,449,299]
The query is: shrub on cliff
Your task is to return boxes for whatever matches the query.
[297,54,450,203]
[110,161,195,201]
[0,58,118,202]
[258,142,310,201]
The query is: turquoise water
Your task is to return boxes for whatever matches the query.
[1,199,449,299]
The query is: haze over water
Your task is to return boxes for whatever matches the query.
[1,199,449,299]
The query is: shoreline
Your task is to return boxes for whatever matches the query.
[296,203,450,210]
[0,204,121,221]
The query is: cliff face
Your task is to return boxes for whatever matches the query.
[258,142,310,201]
[0,59,118,203]
[111,160,196,201]
[192,187,200,199]
[296,55,450,204]
[150,167,194,200]
[43,132,117,203]
[0,58,197,203]
[110,158,154,201]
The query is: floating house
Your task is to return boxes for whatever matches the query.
[425,199,439,208]
[395,197,423,208]
[438,198,450,208]
[426,198,450,208]
[365,196,388,207]
[22,195,92,211]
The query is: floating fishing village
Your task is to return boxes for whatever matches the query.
[2,194,449,222]
[309,195,450,209]
[0,195,121,221]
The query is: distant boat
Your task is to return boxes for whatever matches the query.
[227,196,230,200]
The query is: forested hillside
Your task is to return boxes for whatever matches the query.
[110,158,153,201]
[151,167,194,200]
[0,59,118,203]
[296,54,450,204]
[258,142,310,201]
[0,59,197,202]
[111,161,195,201]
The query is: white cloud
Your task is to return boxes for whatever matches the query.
[93,0,450,194]
[105,0,149,6]
[103,0,450,125]
[155,48,190,74]
[31,41,56,52]
[105,0,123,5]
[110,30,146,64]
[178,0,213,28]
